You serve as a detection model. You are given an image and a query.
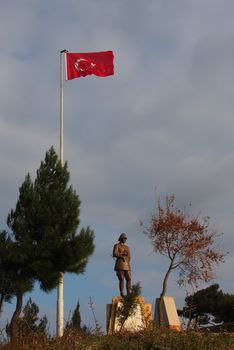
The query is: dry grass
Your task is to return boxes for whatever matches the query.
[0,328,233,350]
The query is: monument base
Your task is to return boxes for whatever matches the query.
[154,296,181,331]
[106,296,152,334]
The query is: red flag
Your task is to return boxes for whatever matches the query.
[65,51,114,80]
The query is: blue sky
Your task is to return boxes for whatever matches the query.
[1,0,234,333]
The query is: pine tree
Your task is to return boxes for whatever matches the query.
[6,298,48,337]
[0,231,16,313]
[6,175,37,339]
[31,147,95,289]
[71,301,81,330]
[6,146,95,338]
[181,284,234,327]
[66,301,82,331]
[17,298,48,335]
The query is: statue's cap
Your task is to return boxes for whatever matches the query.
[118,233,127,240]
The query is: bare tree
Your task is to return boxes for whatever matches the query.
[141,195,226,327]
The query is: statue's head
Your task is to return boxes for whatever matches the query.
[118,233,127,241]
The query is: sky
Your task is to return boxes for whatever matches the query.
[0,0,234,334]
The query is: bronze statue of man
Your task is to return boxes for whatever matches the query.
[113,233,131,297]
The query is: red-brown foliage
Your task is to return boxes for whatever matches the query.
[142,195,226,290]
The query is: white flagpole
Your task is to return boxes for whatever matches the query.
[57,49,67,337]
[60,50,65,165]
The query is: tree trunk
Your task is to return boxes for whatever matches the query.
[158,261,173,327]
[186,306,193,330]
[186,313,192,330]
[0,294,5,314]
[9,292,23,341]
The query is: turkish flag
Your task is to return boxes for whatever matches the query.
[65,51,114,80]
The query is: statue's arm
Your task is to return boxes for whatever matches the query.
[113,244,121,258]
[128,247,131,261]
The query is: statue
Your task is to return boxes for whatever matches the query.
[113,233,131,297]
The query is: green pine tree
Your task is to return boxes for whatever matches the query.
[6,175,39,339]
[180,284,234,328]
[71,301,81,330]
[17,298,48,335]
[6,146,95,339]
[0,231,14,313]
[32,147,95,288]
[6,298,48,337]
[66,300,82,331]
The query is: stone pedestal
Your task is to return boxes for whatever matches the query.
[154,296,181,331]
[106,296,152,334]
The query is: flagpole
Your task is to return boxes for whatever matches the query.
[60,50,65,165]
[57,49,66,337]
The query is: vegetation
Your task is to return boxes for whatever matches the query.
[141,195,226,327]
[0,221,34,340]
[116,282,141,332]
[0,231,19,313]
[66,301,82,331]
[6,298,48,337]
[0,147,95,340]
[179,283,234,328]
[0,327,233,350]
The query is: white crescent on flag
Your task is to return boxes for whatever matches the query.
[74,58,96,72]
